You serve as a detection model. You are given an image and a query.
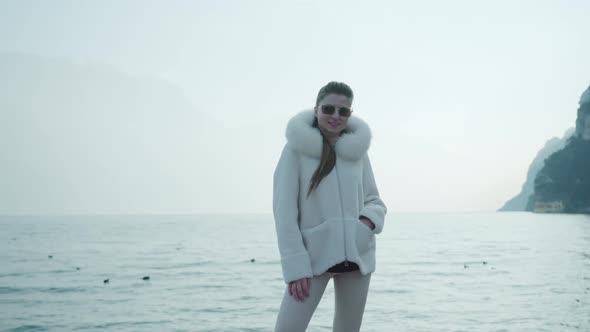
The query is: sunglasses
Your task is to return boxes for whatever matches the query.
[320,104,353,117]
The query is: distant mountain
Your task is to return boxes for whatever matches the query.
[575,86,590,140]
[500,85,590,213]
[527,86,590,213]
[498,128,574,211]
[0,52,222,215]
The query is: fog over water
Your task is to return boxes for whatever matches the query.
[1,1,590,215]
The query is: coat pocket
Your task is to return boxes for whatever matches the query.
[355,218,375,255]
[301,218,342,268]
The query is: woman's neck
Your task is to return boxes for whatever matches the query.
[319,128,340,146]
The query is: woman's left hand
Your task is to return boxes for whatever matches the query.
[359,216,375,230]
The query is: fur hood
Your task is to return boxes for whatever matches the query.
[285,109,372,161]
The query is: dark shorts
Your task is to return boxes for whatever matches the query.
[326,260,359,273]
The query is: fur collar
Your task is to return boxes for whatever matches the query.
[285,109,372,161]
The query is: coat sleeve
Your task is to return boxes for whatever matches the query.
[273,145,313,284]
[359,153,387,235]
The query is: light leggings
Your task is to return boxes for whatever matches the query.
[274,269,372,332]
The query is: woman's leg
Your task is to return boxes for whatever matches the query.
[274,272,334,332]
[332,270,372,332]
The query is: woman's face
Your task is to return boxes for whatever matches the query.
[314,93,353,135]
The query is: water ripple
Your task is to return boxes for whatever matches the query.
[5,325,48,332]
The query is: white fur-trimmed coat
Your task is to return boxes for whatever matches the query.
[273,109,387,284]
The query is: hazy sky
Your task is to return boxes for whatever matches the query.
[1,0,590,214]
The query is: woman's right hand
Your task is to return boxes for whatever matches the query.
[288,277,311,302]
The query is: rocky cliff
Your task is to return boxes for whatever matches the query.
[527,86,590,213]
[498,128,573,211]
[500,85,590,213]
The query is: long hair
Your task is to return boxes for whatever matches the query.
[307,81,354,197]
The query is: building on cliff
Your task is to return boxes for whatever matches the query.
[533,201,564,213]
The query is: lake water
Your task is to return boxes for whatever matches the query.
[1,212,589,331]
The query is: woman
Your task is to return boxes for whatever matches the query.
[273,81,387,331]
